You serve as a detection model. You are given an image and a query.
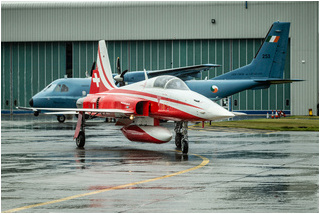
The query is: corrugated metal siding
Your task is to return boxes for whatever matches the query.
[1,42,66,110]
[288,2,319,115]
[1,1,318,115]
[1,1,317,41]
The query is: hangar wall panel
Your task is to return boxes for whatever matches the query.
[1,42,66,111]
[1,1,317,41]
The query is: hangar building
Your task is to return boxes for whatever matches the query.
[1,1,318,115]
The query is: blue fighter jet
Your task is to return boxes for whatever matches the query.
[23,21,301,122]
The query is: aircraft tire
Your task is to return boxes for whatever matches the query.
[182,139,188,154]
[175,133,182,149]
[76,131,85,148]
[57,115,66,123]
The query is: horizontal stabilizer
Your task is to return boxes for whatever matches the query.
[254,79,304,84]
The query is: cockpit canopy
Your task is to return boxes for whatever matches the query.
[151,75,189,90]
[42,83,69,93]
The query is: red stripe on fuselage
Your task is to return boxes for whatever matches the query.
[105,88,203,110]
[85,91,206,121]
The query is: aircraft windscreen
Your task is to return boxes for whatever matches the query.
[54,84,69,92]
[54,84,61,92]
[153,75,189,90]
[42,83,55,92]
[61,84,69,92]
[165,78,189,90]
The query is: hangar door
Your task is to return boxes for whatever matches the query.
[1,42,66,113]
[1,39,290,113]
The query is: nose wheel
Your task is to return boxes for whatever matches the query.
[174,121,189,154]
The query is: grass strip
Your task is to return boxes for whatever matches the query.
[198,116,319,131]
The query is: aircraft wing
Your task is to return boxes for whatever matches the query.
[17,106,79,115]
[254,79,304,84]
[148,64,220,80]
[16,106,39,111]
[17,107,134,116]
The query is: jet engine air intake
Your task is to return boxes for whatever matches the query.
[136,101,149,116]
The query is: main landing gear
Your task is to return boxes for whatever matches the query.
[74,112,86,148]
[57,115,66,123]
[174,121,189,154]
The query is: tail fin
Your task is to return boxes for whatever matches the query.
[213,22,290,80]
[89,40,117,94]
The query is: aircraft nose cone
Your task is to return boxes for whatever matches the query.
[210,108,235,120]
[203,102,235,121]
[29,98,33,107]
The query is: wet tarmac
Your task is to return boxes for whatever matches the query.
[1,115,319,213]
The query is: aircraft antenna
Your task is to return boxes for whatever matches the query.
[144,69,148,80]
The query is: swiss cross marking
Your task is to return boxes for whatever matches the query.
[93,73,100,87]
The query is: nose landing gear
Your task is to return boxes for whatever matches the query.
[174,121,189,154]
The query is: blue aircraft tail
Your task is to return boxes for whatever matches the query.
[213,21,290,80]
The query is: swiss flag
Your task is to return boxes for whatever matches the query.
[89,69,107,94]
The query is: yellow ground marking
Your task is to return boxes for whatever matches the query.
[3,152,209,213]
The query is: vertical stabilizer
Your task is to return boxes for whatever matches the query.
[89,40,117,94]
[213,22,290,80]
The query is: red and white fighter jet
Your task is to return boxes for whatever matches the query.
[35,40,236,153]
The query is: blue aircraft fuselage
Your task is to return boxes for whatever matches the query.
[30,78,91,108]
[185,79,265,101]
[31,77,265,110]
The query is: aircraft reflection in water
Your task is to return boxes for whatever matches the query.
[25,22,301,123]
[22,40,235,154]
[74,147,189,170]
